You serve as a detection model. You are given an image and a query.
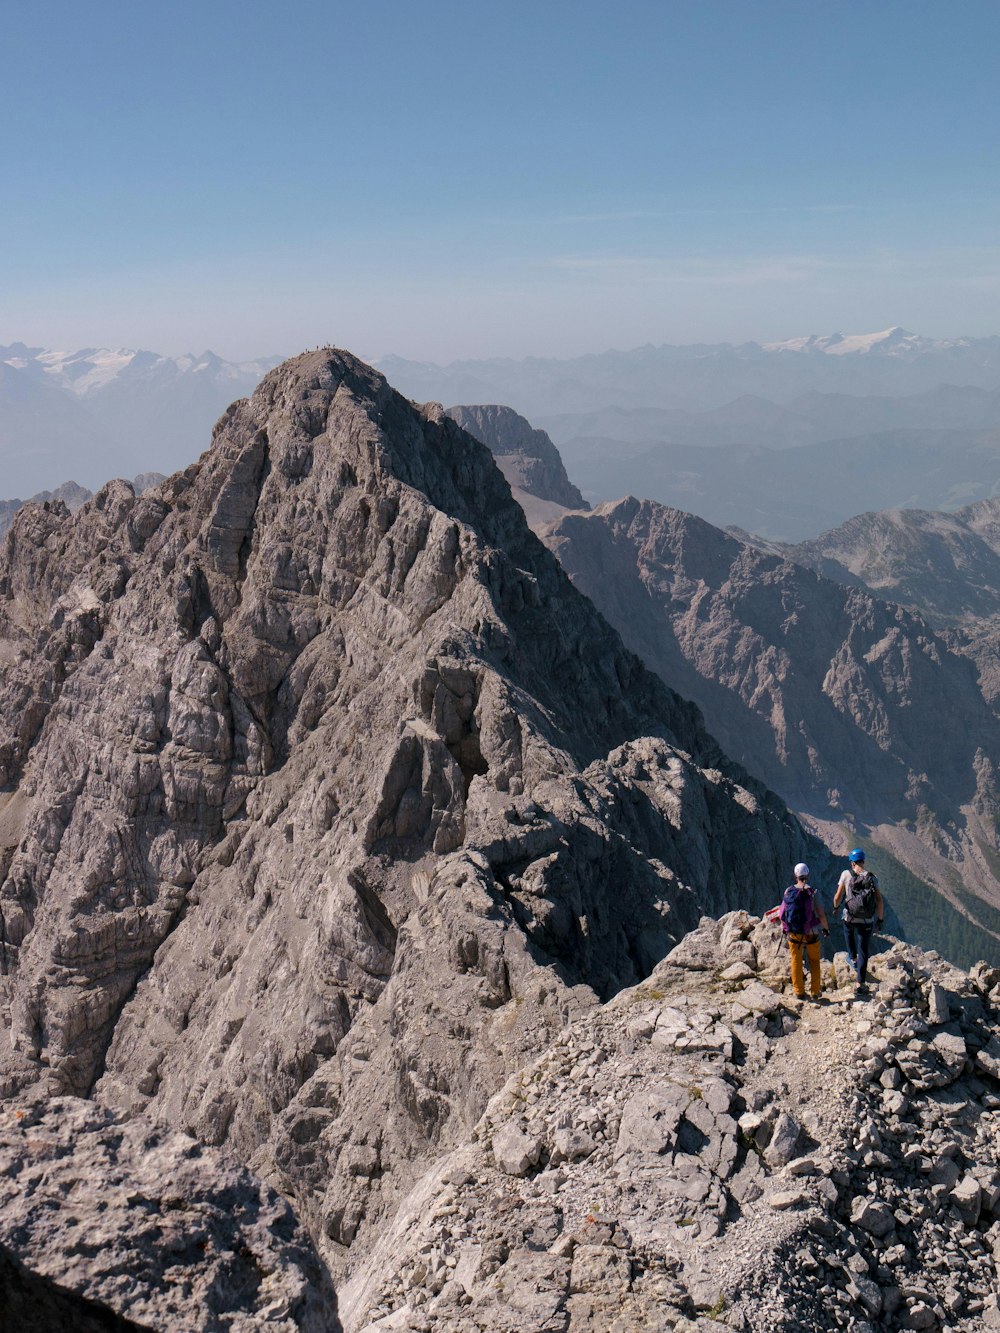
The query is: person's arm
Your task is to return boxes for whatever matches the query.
[816,898,830,931]
[832,875,845,910]
[875,887,885,927]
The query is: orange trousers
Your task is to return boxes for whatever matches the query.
[788,932,821,997]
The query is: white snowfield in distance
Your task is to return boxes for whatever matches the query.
[2,346,279,395]
[761,326,970,356]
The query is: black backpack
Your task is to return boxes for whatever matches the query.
[845,870,878,922]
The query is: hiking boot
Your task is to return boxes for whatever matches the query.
[793,991,807,1001]
[809,994,829,1005]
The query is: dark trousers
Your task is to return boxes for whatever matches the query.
[845,921,874,985]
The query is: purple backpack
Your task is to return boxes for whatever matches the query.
[781,885,819,935]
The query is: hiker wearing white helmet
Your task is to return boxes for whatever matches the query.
[778,862,830,1002]
[833,848,884,996]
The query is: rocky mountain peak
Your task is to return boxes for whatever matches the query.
[445,402,589,514]
[0,348,817,1311]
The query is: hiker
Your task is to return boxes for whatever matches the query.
[780,862,830,1001]
[832,848,885,995]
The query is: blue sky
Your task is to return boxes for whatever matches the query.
[3,0,999,360]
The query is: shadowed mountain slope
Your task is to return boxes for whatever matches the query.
[788,499,1000,629]
[541,497,1000,937]
[784,498,1000,706]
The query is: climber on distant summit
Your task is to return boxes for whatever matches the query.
[833,848,884,996]
[779,863,830,1002]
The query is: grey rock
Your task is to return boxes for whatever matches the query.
[0,1096,336,1331]
[951,1174,982,1225]
[849,1275,883,1317]
[764,1112,802,1167]
[850,1197,895,1238]
[549,1126,597,1165]
[492,1123,542,1177]
[768,1189,810,1209]
[927,984,951,1025]
[0,1240,149,1333]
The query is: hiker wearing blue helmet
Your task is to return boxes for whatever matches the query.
[832,848,884,996]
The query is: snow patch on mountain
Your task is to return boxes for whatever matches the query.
[764,327,931,356]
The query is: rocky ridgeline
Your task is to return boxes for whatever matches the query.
[0,475,166,541]
[347,914,1000,1333]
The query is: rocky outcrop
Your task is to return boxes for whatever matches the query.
[445,404,588,511]
[0,1096,337,1330]
[0,1241,150,1333]
[346,913,1000,1332]
[0,349,819,1320]
[0,475,166,541]
[540,497,1000,921]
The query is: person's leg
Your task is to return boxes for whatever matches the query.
[845,922,857,969]
[788,935,806,996]
[856,924,873,986]
[806,935,822,996]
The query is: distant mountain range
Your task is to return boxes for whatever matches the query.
[0,344,280,497]
[552,426,1000,541]
[377,327,1000,417]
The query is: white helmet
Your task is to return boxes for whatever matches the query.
[794,863,810,879]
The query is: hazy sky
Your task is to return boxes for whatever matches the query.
[4,0,999,362]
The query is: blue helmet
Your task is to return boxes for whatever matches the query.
[849,848,865,863]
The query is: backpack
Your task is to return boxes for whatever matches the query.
[781,885,818,936]
[844,870,878,922]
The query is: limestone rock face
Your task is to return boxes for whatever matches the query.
[0,1241,150,1333]
[0,349,817,1314]
[446,404,589,512]
[541,496,1000,909]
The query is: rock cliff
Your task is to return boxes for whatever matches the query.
[445,404,588,513]
[0,350,818,1321]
